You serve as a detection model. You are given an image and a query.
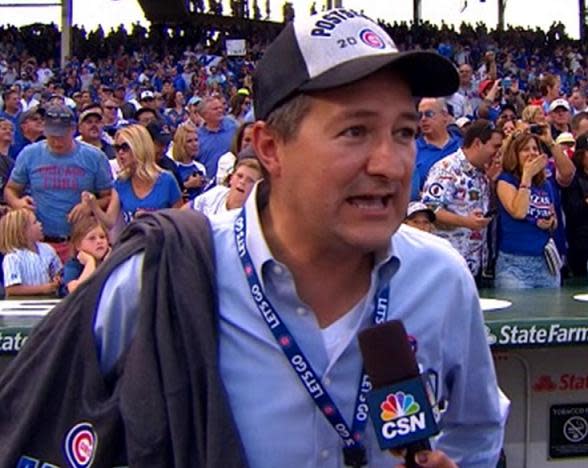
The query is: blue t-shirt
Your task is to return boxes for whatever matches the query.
[60,256,84,296]
[197,117,238,180]
[413,131,462,197]
[497,172,552,256]
[175,160,206,200]
[9,141,113,237]
[115,170,182,224]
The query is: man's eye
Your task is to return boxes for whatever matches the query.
[341,126,366,138]
[395,127,417,142]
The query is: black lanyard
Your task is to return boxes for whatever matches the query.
[234,209,390,467]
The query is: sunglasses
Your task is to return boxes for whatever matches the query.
[104,105,118,110]
[114,142,131,153]
[418,110,438,119]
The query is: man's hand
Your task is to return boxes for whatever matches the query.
[465,210,492,231]
[68,201,92,223]
[14,195,36,211]
[395,450,458,468]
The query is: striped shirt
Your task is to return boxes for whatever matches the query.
[2,242,62,287]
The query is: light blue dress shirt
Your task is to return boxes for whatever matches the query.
[95,185,506,467]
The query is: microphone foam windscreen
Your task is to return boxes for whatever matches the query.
[358,320,420,388]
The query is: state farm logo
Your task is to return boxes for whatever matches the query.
[534,374,588,392]
[533,375,557,392]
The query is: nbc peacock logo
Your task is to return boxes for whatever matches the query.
[378,391,426,440]
[380,392,421,421]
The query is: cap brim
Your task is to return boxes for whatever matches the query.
[299,50,458,98]
[80,112,103,123]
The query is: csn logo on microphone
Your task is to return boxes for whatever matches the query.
[367,377,439,449]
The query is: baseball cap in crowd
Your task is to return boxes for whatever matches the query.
[406,202,436,222]
[140,90,155,101]
[455,116,471,129]
[549,98,571,113]
[18,106,45,126]
[44,103,75,136]
[146,121,172,145]
[134,107,157,121]
[555,132,575,146]
[478,79,494,97]
[78,107,103,124]
[575,132,588,151]
[253,8,459,120]
[187,96,202,106]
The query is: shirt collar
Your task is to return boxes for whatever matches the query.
[242,182,400,290]
[243,182,275,288]
[457,147,485,175]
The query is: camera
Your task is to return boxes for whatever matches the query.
[529,124,543,135]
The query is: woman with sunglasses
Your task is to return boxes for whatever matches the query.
[494,131,560,288]
[82,124,182,228]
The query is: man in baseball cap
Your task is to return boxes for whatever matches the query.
[247,11,503,467]
[58,8,505,467]
[548,98,572,139]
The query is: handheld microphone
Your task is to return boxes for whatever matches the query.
[358,320,439,468]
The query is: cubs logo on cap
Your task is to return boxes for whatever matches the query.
[64,422,97,468]
[253,8,459,120]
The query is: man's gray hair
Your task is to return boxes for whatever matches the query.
[265,94,312,143]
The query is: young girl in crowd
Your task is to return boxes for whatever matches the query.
[62,216,110,295]
[0,208,62,297]
[186,157,262,216]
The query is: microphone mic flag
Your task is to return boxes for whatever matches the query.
[358,320,439,468]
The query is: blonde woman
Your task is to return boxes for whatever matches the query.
[172,122,207,200]
[83,124,182,227]
[521,104,547,127]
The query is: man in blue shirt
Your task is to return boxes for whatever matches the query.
[93,9,505,468]
[4,103,112,262]
[412,98,462,199]
[196,95,237,180]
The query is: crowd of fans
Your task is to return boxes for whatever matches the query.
[1,12,588,297]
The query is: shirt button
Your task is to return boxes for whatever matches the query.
[320,449,330,459]
[272,265,283,275]
[296,307,307,316]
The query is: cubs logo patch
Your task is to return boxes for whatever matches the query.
[428,182,444,198]
[64,422,97,468]
[358,28,385,49]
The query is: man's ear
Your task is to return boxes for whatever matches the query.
[252,121,282,178]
